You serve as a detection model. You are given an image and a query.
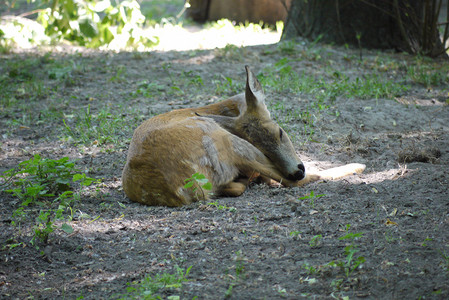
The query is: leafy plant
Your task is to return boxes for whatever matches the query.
[406,58,449,87]
[309,234,323,248]
[298,190,325,208]
[36,0,158,49]
[119,265,192,300]
[302,263,320,276]
[207,201,236,212]
[213,75,242,95]
[290,231,302,238]
[184,172,212,200]
[1,154,96,247]
[328,225,366,278]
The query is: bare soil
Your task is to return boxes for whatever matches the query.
[1,40,448,299]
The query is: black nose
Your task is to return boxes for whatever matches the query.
[287,164,305,181]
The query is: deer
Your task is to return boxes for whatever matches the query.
[122,66,365,206]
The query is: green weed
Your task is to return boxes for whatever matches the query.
[269,101,317,144]
[309,234,323,248]
[439,250,449,274]
[225,250,246,298]
[261,58,407,100]
[1,154,96,247]
[328,225,366,278]
[298,191,325,209]
[133,81,166,98]
[290,231,302,238]
[277,40,297,55]
[302,263,320,276]
[110,65,127,82]
[63,104,137,147]
[214,43,245,61]
[406,59,449,87]
[213,75,242,95]
[119,265,192,300]
[184,172,213,201]
[207,201,236,212]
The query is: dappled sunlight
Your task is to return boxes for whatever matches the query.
[301,155,414,185]
[144,20,282,52]
[0,15,282,52]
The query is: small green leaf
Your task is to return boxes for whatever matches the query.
[184,181,194,188]
[193,173,206,180]
[202,182,212,190]
[61,223,74,234]
[79,18,99,39]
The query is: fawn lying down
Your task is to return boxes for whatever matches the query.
[122,66,365,206]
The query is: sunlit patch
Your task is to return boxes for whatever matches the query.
[1,15,281,52]
[145,19,282,51]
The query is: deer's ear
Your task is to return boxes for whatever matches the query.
[245,66,266,112]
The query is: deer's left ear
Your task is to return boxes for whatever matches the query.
[245,66,266,112]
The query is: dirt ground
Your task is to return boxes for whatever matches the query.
[1,38,449,299]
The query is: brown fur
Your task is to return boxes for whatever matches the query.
[122,66,365,206]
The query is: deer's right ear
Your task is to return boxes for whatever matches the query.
[245,66,266,112]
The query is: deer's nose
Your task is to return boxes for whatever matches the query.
[288,164,305,181]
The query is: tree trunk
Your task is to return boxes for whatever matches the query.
[282,0,448,57]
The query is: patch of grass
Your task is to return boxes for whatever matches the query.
[133,80,166,98]
[261,58,408,100]
[118,265,192,300]
[62,104,141,147]
[406,57,449,87]
[1,154,96,248]
[269,101,318,145]
[213,74,242,95]
[214,43,246,62]
[302,263,321,276]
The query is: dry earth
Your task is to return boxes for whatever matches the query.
[0,37,449,299]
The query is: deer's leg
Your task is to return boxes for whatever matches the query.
[218,178,249,197]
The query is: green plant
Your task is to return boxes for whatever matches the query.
[261,58,408,101]
[302,263,320,276]
[298,191,325,208]
[290,231,302,237]
[309,234,323,248]
[213,75,242,95]
[63,104,139,147]
[207,201,236,212]
[182,70,204,86]
[234,250,245,278]
[1,154,96,247]
[439,250,449,274]
[224,250,246,298]
[184,172,212,200]
[328,225,365,278]
[133,80,166,98]
[36,0,158,49]
[119,265,192,300]
[406,58,449,87]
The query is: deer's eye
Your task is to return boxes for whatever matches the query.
[279,128,283,140]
